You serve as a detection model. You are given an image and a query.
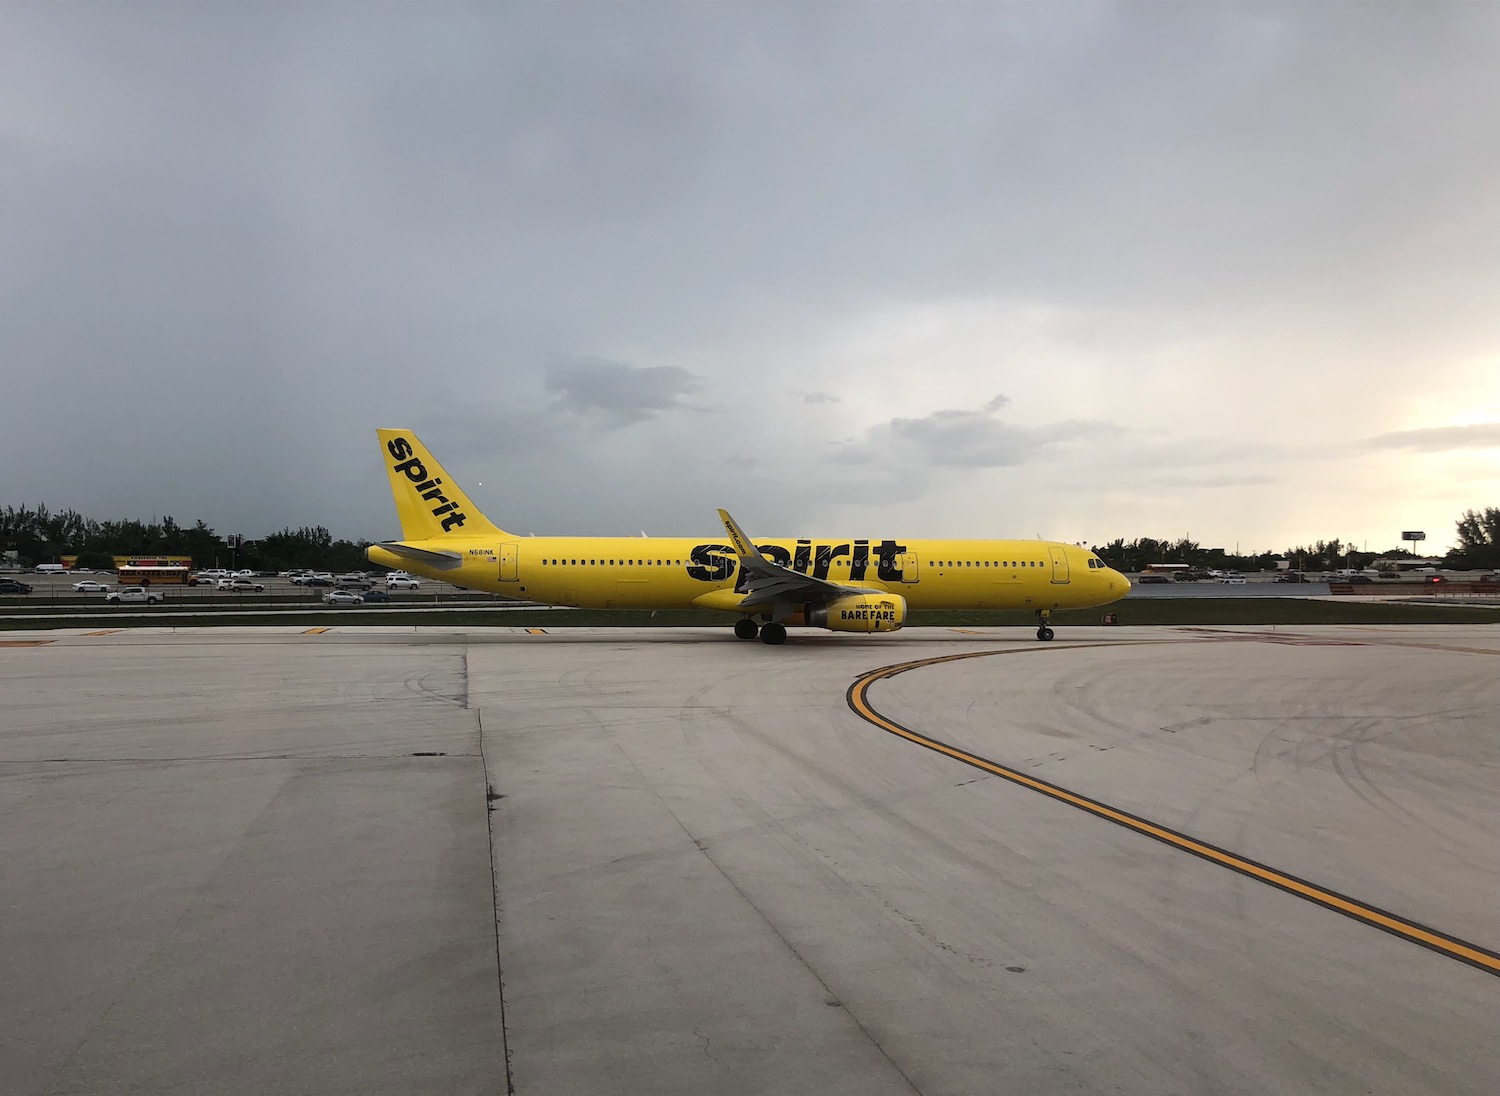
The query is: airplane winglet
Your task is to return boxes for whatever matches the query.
[717,509,767,563]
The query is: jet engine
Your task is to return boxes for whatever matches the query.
[808,593,907,633]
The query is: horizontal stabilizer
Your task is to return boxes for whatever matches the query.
[374,541,464,570]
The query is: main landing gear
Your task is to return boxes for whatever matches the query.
[734,617,787,644]
[1035,610,1054,642]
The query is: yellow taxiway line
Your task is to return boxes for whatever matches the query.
[847,646,1500,978]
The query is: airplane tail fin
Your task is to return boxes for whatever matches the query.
[376,429,507,541]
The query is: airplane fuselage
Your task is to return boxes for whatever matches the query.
[368,534,1126,614]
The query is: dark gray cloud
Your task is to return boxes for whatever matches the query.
[1,4,1497,548]
[544,358,703,428]
[835,396,1116,470]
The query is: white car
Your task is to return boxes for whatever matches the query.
[1218,576,1247,585]
[386,575,421,589]
[217,577,266,592]
[73,580,113,593]
[323,589,363,605]
[106,586,162,604]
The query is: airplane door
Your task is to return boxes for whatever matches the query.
[899,552,919,583]
[499,543,518,582]
[1048,546,1070,584]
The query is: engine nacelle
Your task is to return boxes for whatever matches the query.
[808,593,907,633]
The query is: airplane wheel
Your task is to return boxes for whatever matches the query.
[760,622,787,645]
[1037,626,1054,641]
[734,618,759,640]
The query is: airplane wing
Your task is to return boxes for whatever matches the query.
[716,509,864,605]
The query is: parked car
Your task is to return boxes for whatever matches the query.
[334,574,373,590]
[0,578,33,594]
[1136,575,1171,584]
[217,577,266,592]
[386,575,421,589]
[106,587,162,604]
[72,580,113,592]
[1347,575,1373,585]
[1218,576,1248,584]
[302,577,333,588]
[323,589,362,605]
[1274,573,1309,583]
[359,588,391,603]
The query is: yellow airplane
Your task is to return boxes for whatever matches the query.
[367,430,1130,644]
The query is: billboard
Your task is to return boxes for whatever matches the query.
[1401,531,1426,541]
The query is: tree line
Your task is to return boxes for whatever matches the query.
[4,502,1499,574]
[1092,507,1500,572]
[0,505,372,573]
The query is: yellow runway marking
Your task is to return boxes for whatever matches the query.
[526,628,547,635]
[84,629,120,636]
[303,627,330,635]
[847,646,1500,978]
[0,639,54,647]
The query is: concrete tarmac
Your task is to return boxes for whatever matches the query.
[3,624,1497,1095]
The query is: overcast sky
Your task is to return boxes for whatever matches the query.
[4,3,1498,555]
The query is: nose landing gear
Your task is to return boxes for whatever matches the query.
[1035,610,1054,642]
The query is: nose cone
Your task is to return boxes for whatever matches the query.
[1108,569,1130,600]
